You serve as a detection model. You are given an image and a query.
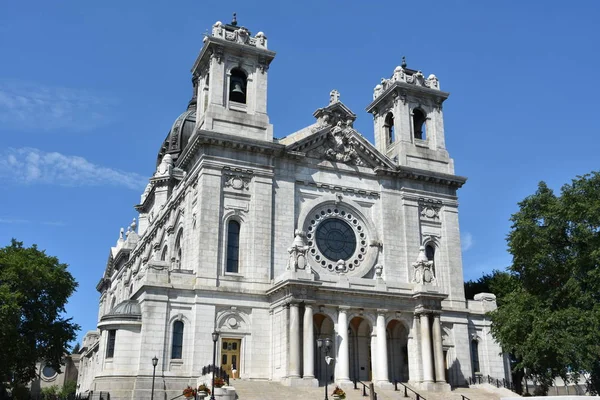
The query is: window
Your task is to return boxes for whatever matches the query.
[226,220,241,273]
[426,245,435,262]
[229,68,247,104]
[171,321,184,359]
[175,229,183,268]
[160,245,168,261]
[413,109,427,140]
[106,330,116,358]
[384,113,395,144]
[471,340,480,374]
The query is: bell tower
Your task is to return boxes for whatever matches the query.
[366,58,454,174]
[191,14,276,141]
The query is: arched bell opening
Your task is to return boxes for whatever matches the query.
[314,313,335,386]
[387,320,410,383]
[413,109,427,140]
[349,317,372,382]
[229,68,247,104]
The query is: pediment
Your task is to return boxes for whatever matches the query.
[286,121,395,170]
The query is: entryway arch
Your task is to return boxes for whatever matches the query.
[387,319,410,383]
[348,316,373,382]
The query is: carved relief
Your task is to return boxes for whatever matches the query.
[419,198,442,221]
[224,175,250,190]
[286,230,309,271]
[313,121,365,166]
[412,245,436,285]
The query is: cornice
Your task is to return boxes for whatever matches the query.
[375,165,467,188]
[178,129,285,170]
[365,81,450,114]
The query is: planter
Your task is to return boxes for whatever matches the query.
[332,395,341,400]
[214,386,236,400]
[197,391,208,400]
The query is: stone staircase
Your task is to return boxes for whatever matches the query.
[229,379,518,400]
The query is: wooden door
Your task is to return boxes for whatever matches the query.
[220,338,241,379]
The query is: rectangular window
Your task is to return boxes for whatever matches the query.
[106,330,116,358]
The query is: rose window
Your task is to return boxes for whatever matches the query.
[305,206,368,273]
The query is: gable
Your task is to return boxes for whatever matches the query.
[286,121,395,170]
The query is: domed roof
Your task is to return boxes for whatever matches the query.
[156,105,197,167]
[101,299,141,321]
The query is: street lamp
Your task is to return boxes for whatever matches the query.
[210,331,219,400]
[317,337,333,400]
[151,356,158,400]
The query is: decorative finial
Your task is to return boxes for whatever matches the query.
[329,89,340,105]
[231,12,238,26]
[401,56,407,68]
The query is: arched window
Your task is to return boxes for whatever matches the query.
[106,330,116,359]
[471,339,480,375]
[229,68,247,104]
[175,229,183,269]
[413,109,427,140]
[226,220,241,273]
[384,113,395,145]
[171,321,184,359]
[160,245,168,261]
[425,244,435,262]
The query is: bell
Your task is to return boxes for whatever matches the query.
[230,77,246,103]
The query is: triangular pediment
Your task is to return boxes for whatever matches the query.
[286,121,395,170]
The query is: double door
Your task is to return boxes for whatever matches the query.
[220,338,241,379]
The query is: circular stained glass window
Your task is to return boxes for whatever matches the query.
[42,365,56,379]
[315,218,357,261]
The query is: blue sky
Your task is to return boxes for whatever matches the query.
[1,1,598,346]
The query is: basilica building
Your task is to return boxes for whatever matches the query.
[76,16,509,399]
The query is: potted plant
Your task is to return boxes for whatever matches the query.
[197,384,210,399]
[331,386,346,399]
[213,377,225,388]
[182,386,196,399]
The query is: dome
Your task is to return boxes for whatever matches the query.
[156,106,197,168]
[101,299,141,321]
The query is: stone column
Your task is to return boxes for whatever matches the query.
[376,311,389,384]
[370,329,378,381]
[289,303,301,378]
[420,313,434,382]
[303,304,315,379]
[336,307,350,382]
[432,313,446,383]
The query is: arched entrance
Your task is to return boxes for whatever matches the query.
[387,320,410,383]
[314,313,335,385]
[348,317,372,382]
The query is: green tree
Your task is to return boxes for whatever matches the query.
[0,239,79,393]
[489,173,600,394]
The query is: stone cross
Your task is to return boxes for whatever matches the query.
[329,89,340,104]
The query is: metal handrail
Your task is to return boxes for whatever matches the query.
[461,395,471,400]
[395,381,426,400]
[353,379,371,397]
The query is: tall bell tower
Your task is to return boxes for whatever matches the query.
[191,14,276,141]
[366,59,454,174]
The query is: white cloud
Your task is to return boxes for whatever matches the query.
[0,217,66,226]
[461,232,474,252]
[0,80,116,131]
[0,147,147,190]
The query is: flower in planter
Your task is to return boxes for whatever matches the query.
[213,377,225,388]
[332,386,346,399]
[182,386,196,398]
[197,384,211,395]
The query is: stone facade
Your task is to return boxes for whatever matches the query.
[77,16,510,400]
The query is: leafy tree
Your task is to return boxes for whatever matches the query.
[71,343,81,354]
[489,173,600,394]
[464,270,515,304]
[0,239,79,394]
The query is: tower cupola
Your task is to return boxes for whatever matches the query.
[191,14,276,141]
[366,59,454,174]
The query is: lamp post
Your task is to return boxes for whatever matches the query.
[151,356,158,400]
[210,330,219,400]
[317,337,333,400]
